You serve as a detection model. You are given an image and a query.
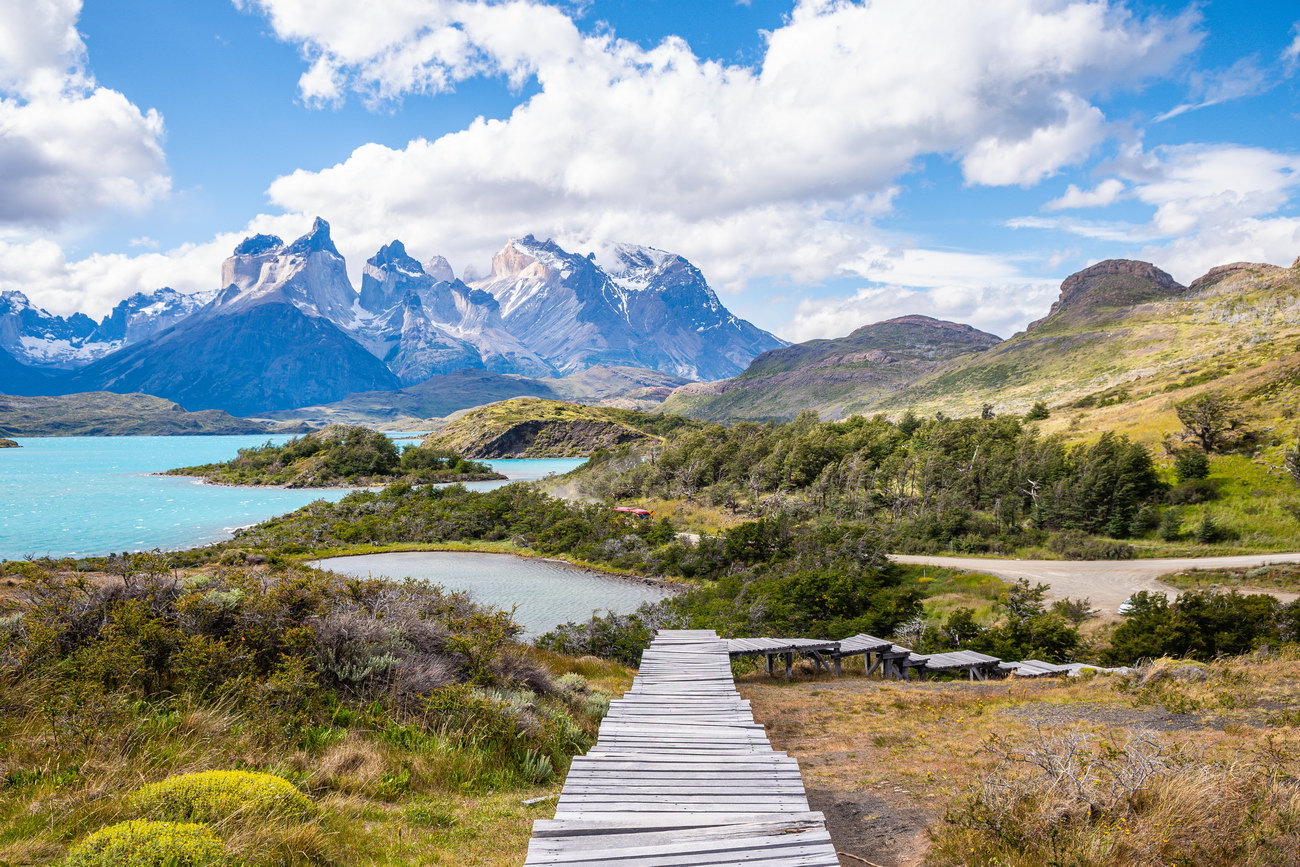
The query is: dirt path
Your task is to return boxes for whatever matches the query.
[891,552,1300,612]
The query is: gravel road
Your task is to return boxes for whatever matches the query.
[891,553,1300,613]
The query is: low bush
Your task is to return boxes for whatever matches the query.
[64,820,227,867]
[132,770,312,823]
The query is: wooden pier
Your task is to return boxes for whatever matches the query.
[524,629,840,866]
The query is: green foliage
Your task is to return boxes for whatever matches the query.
[166,426,499,487]
[576,413,1164,551]
[133,771,312,823]
[1173,447,1211,481]
[1105,589,1298,664]
[1174,391,1248,453]
[1023,401,1051,421]
[64,820,227,867]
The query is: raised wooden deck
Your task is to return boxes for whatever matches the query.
[524,629,841,866]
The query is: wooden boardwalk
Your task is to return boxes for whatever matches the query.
[524,629,841,866]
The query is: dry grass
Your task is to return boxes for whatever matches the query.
[737,649,1300,866]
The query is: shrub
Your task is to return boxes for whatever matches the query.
[1173,447,1210,481]
[64,820,226,867]
[132,770,312,823]
[1167,477,1217,504]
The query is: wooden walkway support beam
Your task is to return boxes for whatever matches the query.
[523,629,841,866]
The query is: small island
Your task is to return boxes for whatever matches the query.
[164,425,505,487]
[0,437,19,448]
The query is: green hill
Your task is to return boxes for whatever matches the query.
[0,392,275,436]
[662,258,1300,443]
[421,398,700,458]
[660,315,1001,421]
[166,424,503,487]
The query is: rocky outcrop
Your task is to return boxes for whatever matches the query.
[1027,260,1186,330]
[214,218,359,324]
[422,397,665,458]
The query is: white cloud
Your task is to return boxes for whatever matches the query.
[1044,178,1127,210]
[786,247,1060,341]
[1017,142,1300,281]
[246,0,1200,292]
[0,213,310,319]
[0,0,169,227]
[1154,56,1271,122]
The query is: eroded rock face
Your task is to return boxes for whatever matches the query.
[1028,260,1187,330]
[1187,262,1278,293]
[214,217,358,325]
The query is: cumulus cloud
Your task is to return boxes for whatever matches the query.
[0,213,310,319]
[244,0,1200,292]
[0,0,169,228]
[786,247,1060,342]
[1016,142,1300,281]
[1044,178,1127,210]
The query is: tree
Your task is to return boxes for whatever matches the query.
[1174,392,1245,453]
[1024,401,1051,421]
[1283,439,1300,486]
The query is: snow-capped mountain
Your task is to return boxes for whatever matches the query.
[9,219,785,414]
[470,236,785,380]
[356,240,551,383]
[212,218,358,324]
[0,287,211,369]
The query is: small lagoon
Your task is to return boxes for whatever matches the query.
[313,551,673,636]
[0,435,582,560]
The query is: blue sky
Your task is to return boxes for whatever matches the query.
[2,0,1298,342]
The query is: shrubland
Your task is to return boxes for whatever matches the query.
[570,404,1300,555]
[0,554,622,865]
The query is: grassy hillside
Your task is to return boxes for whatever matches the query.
[0,392,276,436]
[421,397,701,458]
[660,315,1001,421]
[663,259,1300,441]
[874,259,1300,424]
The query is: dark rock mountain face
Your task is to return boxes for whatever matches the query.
[0,344,67,396]
[68,303,399,417]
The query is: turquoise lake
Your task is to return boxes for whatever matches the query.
[0,435,583,560]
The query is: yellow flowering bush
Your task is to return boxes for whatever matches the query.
[132,770,312,823]
[63,819,227,866]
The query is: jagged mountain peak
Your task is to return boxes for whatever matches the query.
[490,235,570,279]
[232,234,284,256]
[424,255,455,283]
[368,240,426,277]
[285,217,340,257]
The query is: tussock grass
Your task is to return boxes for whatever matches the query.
[738,648,1300,866]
